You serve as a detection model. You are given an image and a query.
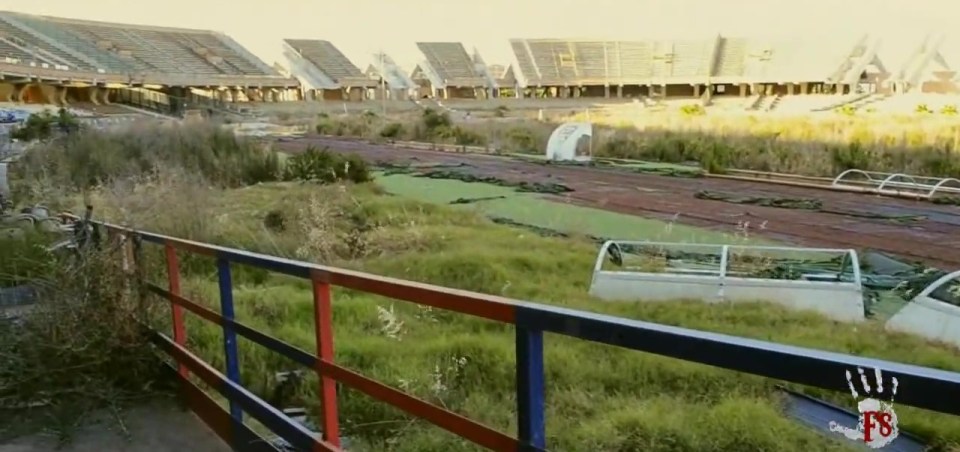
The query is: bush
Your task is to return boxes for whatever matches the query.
[421,108,452,132]
[10,109,80,142]
[0,241,166,434]
[379,122,404,139]
[283,146,372,184]
[14,121,280,191]
[915,103,933,114]
[941,105,958,115]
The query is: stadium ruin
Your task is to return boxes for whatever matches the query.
[0,9,956,116]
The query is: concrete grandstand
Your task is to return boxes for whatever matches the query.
[0,11,299,115]
[508,35,888,99]
[282,39,377,101]
[413,42,502,99]
[364,52,418,100]
[1,12,959,116]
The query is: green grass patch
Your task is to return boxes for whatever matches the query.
[375,172,769,244]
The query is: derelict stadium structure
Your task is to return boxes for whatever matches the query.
[0,11,298,115]
[0,9,957,111]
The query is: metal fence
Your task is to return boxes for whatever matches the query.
[95,221,960,451]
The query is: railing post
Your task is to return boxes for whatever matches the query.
[516,326,546,452]
[165,243,188,378]
[311,270,341,447]
[216,257,242,422]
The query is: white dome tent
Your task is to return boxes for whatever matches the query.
[545,122,592,162]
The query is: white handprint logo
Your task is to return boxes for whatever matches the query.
[829,367,900,449]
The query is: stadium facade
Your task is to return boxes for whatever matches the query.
[0,9,956,113]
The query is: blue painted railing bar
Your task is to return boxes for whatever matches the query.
[516,304,960,416]
[151,332,339,452]
[216,257,243,422]
[87,220,960,452]
[515,327,546,451]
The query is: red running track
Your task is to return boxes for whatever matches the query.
[277,136,960,270]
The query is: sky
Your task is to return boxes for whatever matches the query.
[0,0,957,74]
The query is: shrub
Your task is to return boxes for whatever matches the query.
[915,103,933,114]
[506,127,539,153]
[0,240,166,435]
[941,104,958,115]
[284,146,341,182]
[10,109,79,142]
[379,122,404,139]
[283,146,372,183]
[15,121,280,191]
[421,108,452,132]
[316,120,334,135]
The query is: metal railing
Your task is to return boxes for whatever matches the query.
[94,221,960,451]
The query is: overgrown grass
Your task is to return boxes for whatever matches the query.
[73,174,960,452]
[7,121,960,451]
[311,109,960,178]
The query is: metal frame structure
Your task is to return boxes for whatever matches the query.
[88,222,960,451]
[832,169,960,199]
[590,241,866,322]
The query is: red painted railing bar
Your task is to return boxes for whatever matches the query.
[312,271,341,447]
[320,360,520,451]
[165,243,188,378]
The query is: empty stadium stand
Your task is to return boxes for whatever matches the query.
[0,11,298,112]
[415,42,490,98]
[282,39,376,101]
[891,35,956,94]
[366,52,417,100]
[509,35,888,101]
[0,12,293,85]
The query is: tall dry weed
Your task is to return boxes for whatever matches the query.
[0,237,165,439]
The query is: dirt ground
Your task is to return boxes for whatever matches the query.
[0,400,229,452]
[279,135,960,270]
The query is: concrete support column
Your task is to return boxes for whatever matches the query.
[100,89,112,104]
[604,85,610,98]
[56,86,69,106]
[800,82,809,95]
[10,84,26,103]
[87,86,100,105]
[739,84,747,96]
[693,84,701,97]
[37,84,57,104]
[616,85,623,98]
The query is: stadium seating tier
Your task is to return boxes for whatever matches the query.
[415,42,486,87]
[510,36,866,87]
[0,11,291,87]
